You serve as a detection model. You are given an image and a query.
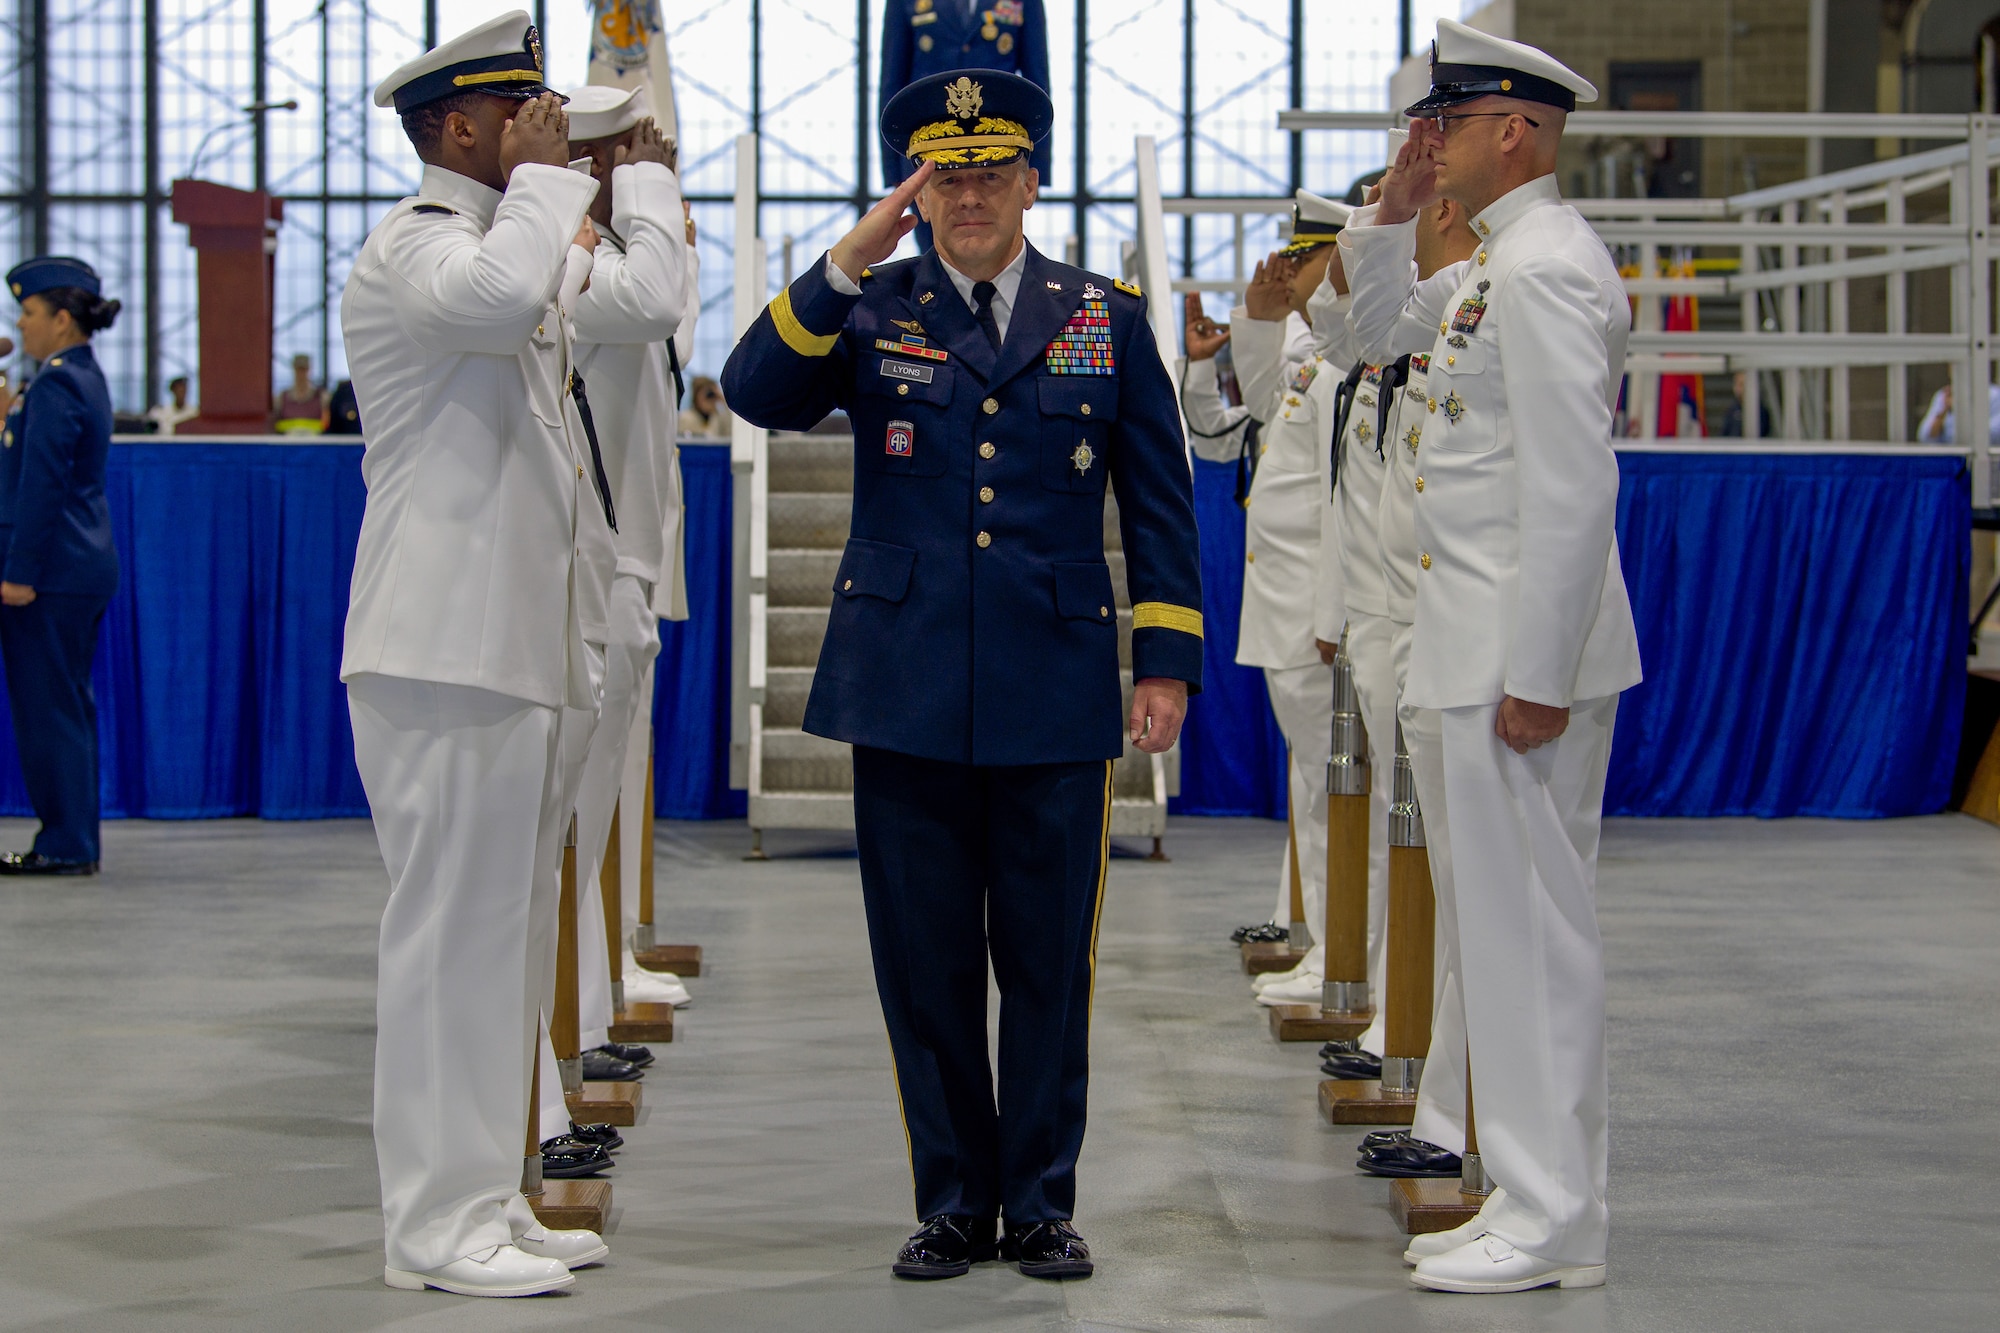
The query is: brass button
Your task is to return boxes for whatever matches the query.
[1420,552,1432,570]
[897,383,910,396]
[979,486,995,503]
[1414,476,1425,492]
[1246,551,1256,563]
[1477,251,1487,265]
[1446,355,1456,366]
[1427,398,1437,413]
[976,530,992,548]
[1440,321,1448,335]
[982,397,999,415]
[1285,395,1300,407]
[1099,606,1109,617]
[843,579,853,590]
[577,465,584,478]
[1080,403,1092,416]
[537,325,544,336]
[979,442,996,459]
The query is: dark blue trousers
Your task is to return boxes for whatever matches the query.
[0,592,108,862]
[850,745,1112,1226]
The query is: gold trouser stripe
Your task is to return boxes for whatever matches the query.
[1132,602,1204,637]
[884,1030,917,1187]
[770,288,839,358]
[1086,759,1113,1009]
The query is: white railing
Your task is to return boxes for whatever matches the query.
[729,132,768,793]
[1152,109,2000,500]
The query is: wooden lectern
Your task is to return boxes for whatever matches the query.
[168,180,281,435]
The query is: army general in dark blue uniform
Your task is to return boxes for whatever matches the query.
[724,71,1201,1281]
[0,257,121,875]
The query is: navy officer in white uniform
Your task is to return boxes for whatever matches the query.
[1340,19,1641,1294]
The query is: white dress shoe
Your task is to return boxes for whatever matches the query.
[1252,961,1308,991]
[624,954,693,1007]
[518,1222,610,1269]
[1410,1231,1605,1294]
[1402,1188,1506,1265]
[385,1243,575,1297]
[1255,972,1325,1006]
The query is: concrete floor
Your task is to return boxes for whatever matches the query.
[0,811,1996,1331]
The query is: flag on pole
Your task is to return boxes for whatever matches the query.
[588,0,679,138]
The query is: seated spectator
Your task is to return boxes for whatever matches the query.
[1916,381,2000,444]
[146,375,198,434]
[678,375,732,438]
[273,354,328,434]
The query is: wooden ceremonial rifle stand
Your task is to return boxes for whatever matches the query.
[1241,757,1313,975]
[167,180,281,434]
[1393,1061,1491,1234]
[630,731,703,976]
[602,802,675,1044]
[528,818,612,1231]
[1321,725,1431,1126]
[1269,645,1375,1042]
[559,818,642,1129]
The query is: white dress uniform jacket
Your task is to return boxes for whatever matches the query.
[340,163,603,709]
[1341,178,1642,710]
[571,161,692,619]
[1185,311,1341,670]
[1332,362,1392,620]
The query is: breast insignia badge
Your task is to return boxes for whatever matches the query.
[1355,419,1372,447]
[892,318,926,335]
[1404,425,1421,453]
[1082,282,1104,300]
[886,419,915,457]
[1071,442,1096,474]
[1442,392,1466,423]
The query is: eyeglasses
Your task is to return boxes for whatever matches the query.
[1429,111,1541,135]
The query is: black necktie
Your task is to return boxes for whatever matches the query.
[971,280,1002,351]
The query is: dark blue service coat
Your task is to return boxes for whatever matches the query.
[722,245,1203,768]
[0,342,119,597]
[880,0,1052,187]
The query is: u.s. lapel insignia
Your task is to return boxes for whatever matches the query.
[1403,425,1421,453]
[1442,392,1466,423]
[1071,442,1096,474]
[1046,280,1063,291]
[892,317,926,335]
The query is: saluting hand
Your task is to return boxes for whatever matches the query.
[830,161,936,283]
[616,118,676,172]
[1184,293,1230,361]
[1243,254,1294,322]
[1375,121,1443,225]
[499,93,573,182]
[1130,678,1189,755]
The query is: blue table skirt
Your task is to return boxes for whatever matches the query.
[0,444,1967,823]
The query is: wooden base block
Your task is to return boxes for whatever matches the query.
[608,1001,675,1043]
[1240,940,1309,974]
[1318,1078,1416,1125]
[1266,1003,1373,1043]
[528,1177,611,1232]
[633,942,702,977]
[567,1080,642,1126]
[1390,1177,1484,1234]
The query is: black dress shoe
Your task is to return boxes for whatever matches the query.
[891,1214,998,1279]
[596,1041,654,1068]
[0,851,97,876]
[1002,1221,1093,1279]
[580,1048,643,1081]
[1358,1129,1408,1151]
[568,1121,624,1153]
[1236,922,1289,944]
[1320,1050,1382,1080]
[1357,1136,1462,1179]
[540,1134,614,1178]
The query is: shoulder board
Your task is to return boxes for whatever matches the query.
[410,203,457,216]
[1113,278,1142,298]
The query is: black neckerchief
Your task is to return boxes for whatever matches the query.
[1327,361,1368,498]
[568,369,618,532]
[1374,356,1411,461]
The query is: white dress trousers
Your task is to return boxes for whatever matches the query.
[1433,694,1618,1266]
[1262,661,1333,953]
[1340,610,1401,1055]
[1398,696,1466,1156]
[347,674,558,1272]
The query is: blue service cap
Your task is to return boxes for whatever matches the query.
[8,256,101,302]
[881,69,1052,170]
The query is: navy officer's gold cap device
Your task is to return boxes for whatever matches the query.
[373,9,561,115]
[1279,189,1352,258]
[881,68,1053,170]
[1403,17,1597,117]
[8,256,101,301]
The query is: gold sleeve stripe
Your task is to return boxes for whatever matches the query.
[1132,602,1203,636]
[770,288,839,358]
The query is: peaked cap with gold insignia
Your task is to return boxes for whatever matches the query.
[881,68,1053,170]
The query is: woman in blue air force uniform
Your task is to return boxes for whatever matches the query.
[0,257,121,875]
